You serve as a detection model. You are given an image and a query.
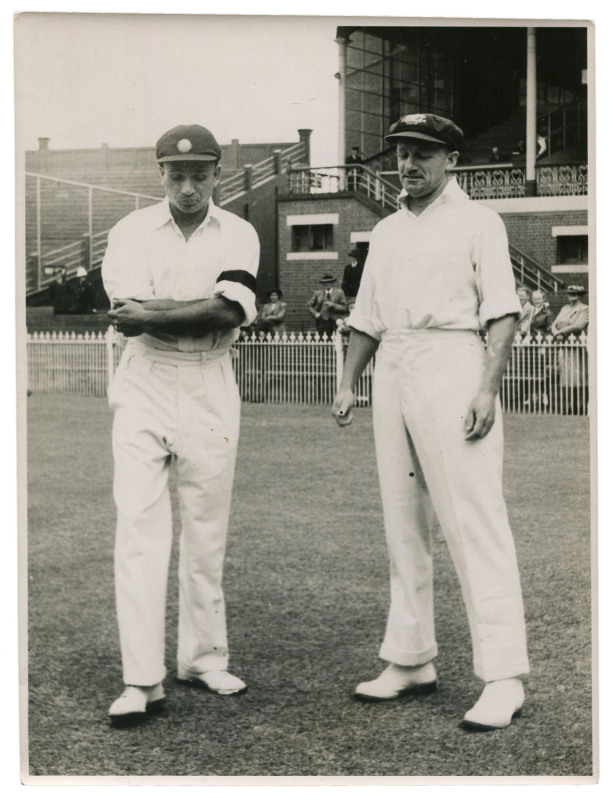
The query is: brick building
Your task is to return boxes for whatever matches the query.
[25,24,591,333]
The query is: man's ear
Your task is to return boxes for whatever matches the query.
[446,150,459,170]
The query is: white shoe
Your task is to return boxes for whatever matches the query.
[177,668,247,696]
[108,684,165,727]
[354,662,437,702]
[462,678,525,730]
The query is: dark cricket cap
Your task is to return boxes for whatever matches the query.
[156,124,222,163]
[385,113,464,151]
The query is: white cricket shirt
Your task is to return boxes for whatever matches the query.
[348,177,521,340]
[102,198,260,352]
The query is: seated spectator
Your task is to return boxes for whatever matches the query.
[48,267,74,315]
[255,289,287,337]
[516,287,535,339]
[488,145,508,163]
[529,291,553,338]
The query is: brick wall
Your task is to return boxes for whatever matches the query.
[501,209,588,268]
[277,194,383,332]
[276,198,591,328]
[500,209,590,301]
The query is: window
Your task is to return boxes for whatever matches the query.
[558,235,588,265]
[292,224,334,252]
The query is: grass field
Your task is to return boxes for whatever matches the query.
[25,395,594,779]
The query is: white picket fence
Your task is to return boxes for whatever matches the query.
[26,328,589,415]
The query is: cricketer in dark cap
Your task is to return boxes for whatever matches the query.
[104,123,260,725]
[384,113,464,214]
[332,112,530,731]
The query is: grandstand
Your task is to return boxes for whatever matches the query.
[25,131,312,330]
[24,25,590,334]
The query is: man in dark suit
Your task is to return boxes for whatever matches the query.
[341,249,365,304]
[307,275,348,338]
[345,146,364,191]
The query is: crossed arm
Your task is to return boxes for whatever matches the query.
[551,309,588,339]
[331,314,517,441]
[108,296,244,337]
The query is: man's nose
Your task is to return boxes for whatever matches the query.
[181,179,195,195]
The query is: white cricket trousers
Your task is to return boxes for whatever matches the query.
[372,329,529,682]
[109,342,240,686]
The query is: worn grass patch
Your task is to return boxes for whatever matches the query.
[25,396,593,778]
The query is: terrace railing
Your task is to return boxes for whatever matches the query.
[286,164,401,213]
[27,328,589,416]
[286,161,587,206]
[453,162,588,200]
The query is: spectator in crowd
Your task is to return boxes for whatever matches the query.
[551,285,589,340]
[71,266,98,314]
[488,145,507,163]
[48,267,74,315]
[514,139,526,156]
[346,145,364,166]
[536,132,548,160]
[307,275,348,339]
[524,290,554,411]
[529,290,553,338]
[255,289,287,337]
[345,145,364,191]
[551,285,589,414]
[516,287,535,339]
[341,249,365,304]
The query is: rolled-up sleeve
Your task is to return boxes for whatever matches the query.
[214,220,260,325]
[474,212,522,327]
[347,238,383,341]
[102,217,156,305]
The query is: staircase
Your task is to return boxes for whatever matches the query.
[25,140,308,300]
[509,244,564,294]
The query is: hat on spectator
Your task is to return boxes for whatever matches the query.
[319,275,337,285]
[348,249,360,259]
[156,124,222,163]
[76,267,88,278]
[567,285,586,294]
[385,113,464,151]
[266,288,283,298]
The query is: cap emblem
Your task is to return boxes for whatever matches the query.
[400,114,428,125]
[177,138,193,154]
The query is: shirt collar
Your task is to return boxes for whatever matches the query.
[152,197,222,231]
[398,175,468,208]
